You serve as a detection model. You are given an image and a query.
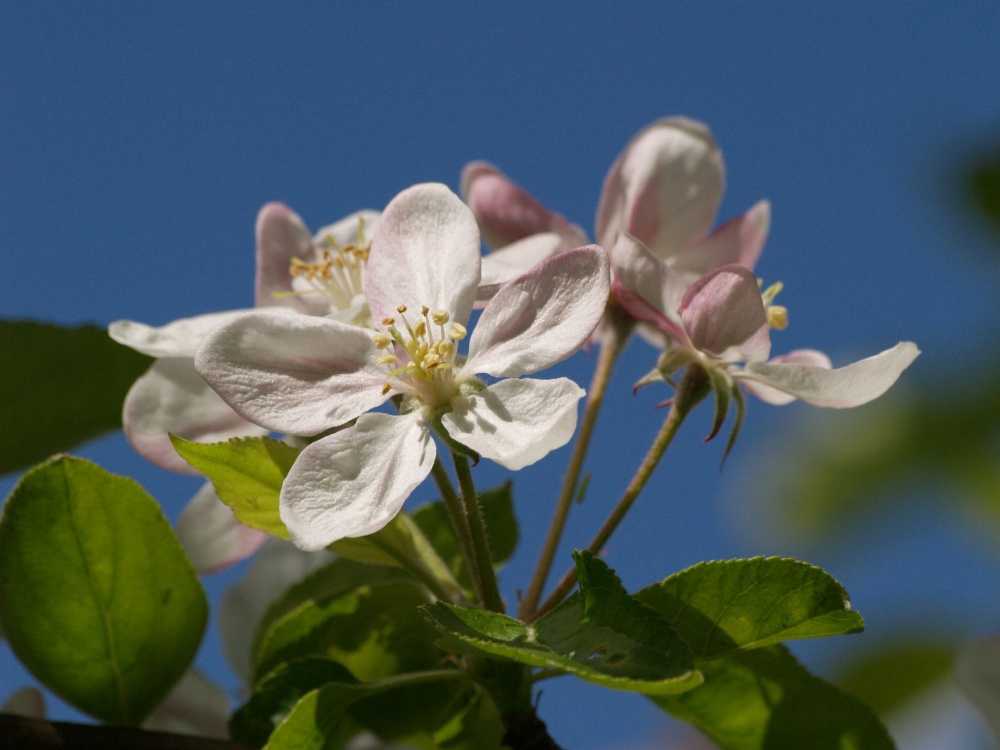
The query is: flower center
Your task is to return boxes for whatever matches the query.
[284,218,371,317]
[760,280,788,330]
[375,305,468,408]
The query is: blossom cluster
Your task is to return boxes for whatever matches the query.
[110,116,918,567]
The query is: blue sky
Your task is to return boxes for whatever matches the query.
[3,4,1000,748]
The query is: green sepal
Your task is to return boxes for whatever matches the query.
[0,456,207,725]
[420,551,702,695]
[652,645,895,750]
[634,557,864,660]
[703,366,734,442]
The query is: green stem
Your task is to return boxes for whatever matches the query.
[518,311,630,620]
[430,454,478,575]
[452,452,505,612]
[530,365,707,621]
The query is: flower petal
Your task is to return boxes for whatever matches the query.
[596,117,724,259]
[680,264,771,363]
[175,483,269,573]
[739,349,832,405]
[195,310,388,435]
[465,245,610,377]
[218,540,335,682]
[123,358,268,474]
[255,202,314,311]
[461,161,587,250]
[737,342,920,408]
[109,310,247,358]
[672,200,771,278]
[441,378,584,470]
[2,688,45,718]
[366,183,481,328]
[144,669,230,738]
[280,412,435,550]
[610,233,687,341]
[477,232,572,303]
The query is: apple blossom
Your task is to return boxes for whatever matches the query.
[195,183,610,551]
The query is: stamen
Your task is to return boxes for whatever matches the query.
[767,306,788,330]
[450,322,467,341]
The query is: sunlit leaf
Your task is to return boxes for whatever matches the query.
[421,552,701,695]
[0,456,207,725]
[0,321,151,475]
[652,645,895,750]
[634,557,864,659]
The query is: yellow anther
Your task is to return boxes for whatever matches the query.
[377,354,398,365]
[450,322,467,340]
[432,309,449,326]
[381,383,392,395]
[438,340,454,358]
[767,306,788,330]
[397,305,408,314]
[382,317,395,326]
[414,320,427,338]
[373,333,392,349]
[421,305,430,316]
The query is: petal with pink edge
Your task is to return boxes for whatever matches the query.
[109,310,248,358]
[255,202,314,311]
[366,183,481,328]
[465,245,610,377]
[610,233,687,340]
[442,378,584,470]
[737,342,920,408]
[461,161,586,250]
[739,349,832,405]
[280,412,436,550]
[195,311,388,436]
[477,232,572,303]
[175,483,269,574]
[680,265,771,363]
[123,358,268,474]
[672,200,771,279]
[596,117,724,260]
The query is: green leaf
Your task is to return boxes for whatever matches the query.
[653,645,895,750]
[263,671,505,750]
[170,435,300,539]
[254,579,443,682]
[421,551,701,695]
[413,482,518,589]
[0,456,207,725]
[635,557,863,659]
[0,321,152,475]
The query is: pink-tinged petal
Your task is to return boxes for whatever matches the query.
[109,310,248,358]
[737,341,920,408]
[610,233,687,341]
[673,200,771,278]
[596,117,725,260]
[255,202,314,311]
[477,232,572,303]
[441,378,584,470]
[739,349,832,405]
[2,688,45,718]
[461,161,587,250]
[195,310,388,436]
[143,670,230,739]
[218,540,335,682]
[175,483,268,573]
[366,183,481,328]
[955,637,1000,743]
[280,412,435,550]
[465,245,610,377]
[123,358,268,474]
[680,264,771,363]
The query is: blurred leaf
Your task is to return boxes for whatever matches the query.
[0,456,207,725]
[421,551,701,695]
[413,481,518,589]
[170,435,298,539]
[254,579,442,683]
[837,640,956,716]
[653,645,895,750]
[262,670,505,750]
[968,149,1000,234]
[0,321,151,475]
[635,557,863,659]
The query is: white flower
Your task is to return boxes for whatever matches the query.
[195,183,611,550]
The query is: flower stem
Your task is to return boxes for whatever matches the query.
[530,365,708,621]
[452,452,505,613]
[518,310,631,620]
[430,456,479,584]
